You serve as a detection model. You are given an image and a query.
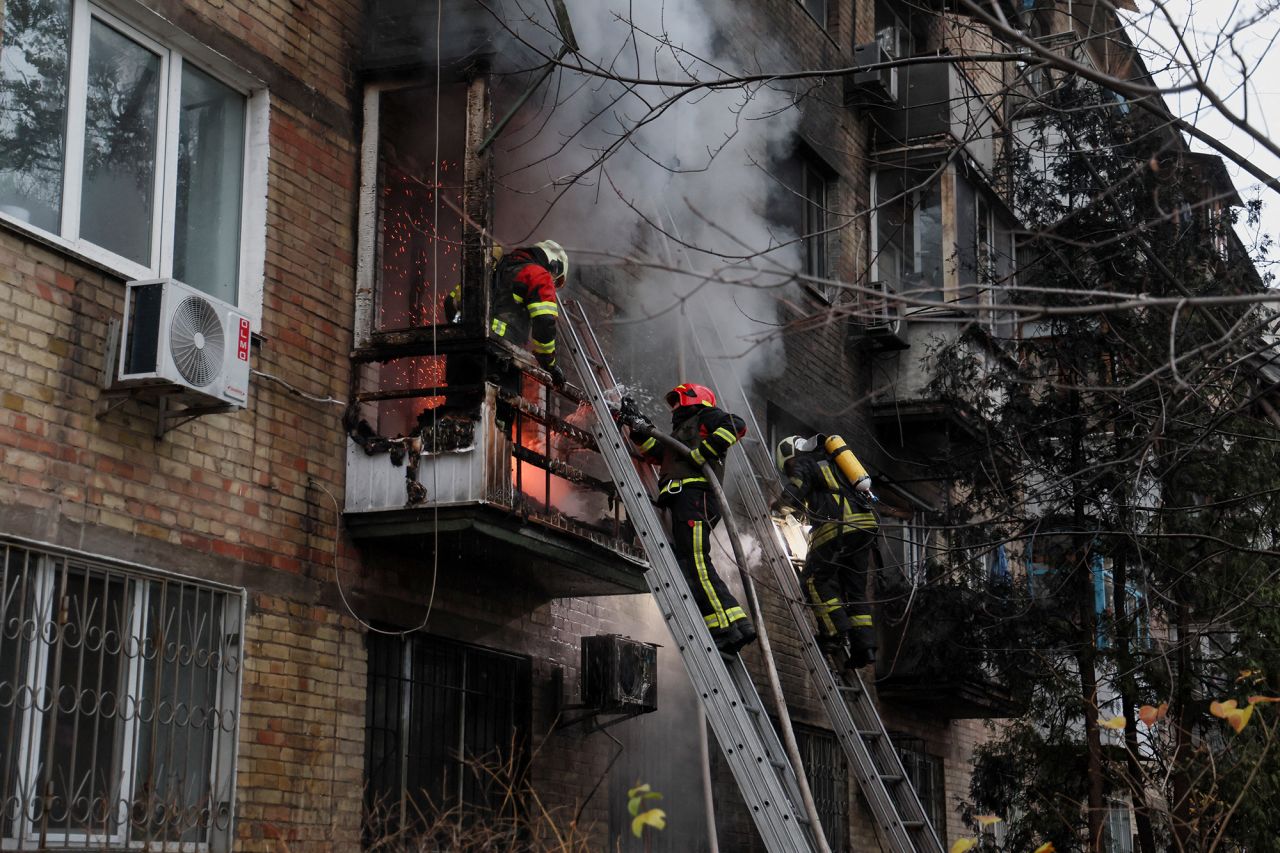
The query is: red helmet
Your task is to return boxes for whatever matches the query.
[665,383,716,410]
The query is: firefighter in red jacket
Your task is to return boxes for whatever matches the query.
[631,383,757,655]
[491,240,569,386]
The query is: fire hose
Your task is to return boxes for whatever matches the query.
[627,419,832,853]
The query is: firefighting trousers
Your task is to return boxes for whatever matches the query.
[668,488,749,633]
[804,528,877,654]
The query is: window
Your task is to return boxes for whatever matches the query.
[872,166,944,303]
[873,0,915,57]
[0,539,243,851]
[1103,800,1134,853]
[799,155,837,300]
[797,727,847,851]
[892,735,946,832]
[364,633,532,842]
[0,0,263,310]
[883,516,930,584]
[800,0,827,29]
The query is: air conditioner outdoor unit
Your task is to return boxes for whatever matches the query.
[580,634,658,715]
[849,41,899,105]
[862,280,910,349]
[114,278,251,408]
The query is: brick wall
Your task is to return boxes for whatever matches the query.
[236,594,366,853]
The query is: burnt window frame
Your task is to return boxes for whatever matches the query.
[363,632,533,844]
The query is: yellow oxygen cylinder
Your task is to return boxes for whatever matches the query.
[824,435,869,489]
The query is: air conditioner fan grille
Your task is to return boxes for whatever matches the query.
[169,295,224,387]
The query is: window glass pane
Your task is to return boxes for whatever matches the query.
[377,83,468,332]
[174,64,245,304]
[0,0,71,232]
[80,18,160,265]
[802,163,829,282]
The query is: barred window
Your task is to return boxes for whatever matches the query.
[796,726,847,851]
[892,734,946,833]
[364,633,532,843]
[0,539,244,851]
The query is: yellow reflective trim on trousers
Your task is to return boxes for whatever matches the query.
[713,427,738,445]
[491,318,508,336]
[693,521,728,629]
[531,339,556,354]
[807,577,837,635]
[528,301,559,317]
[851,614,873,627]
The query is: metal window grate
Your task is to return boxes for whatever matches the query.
[890,734,946,833]
[796,726,847,852]
[363,633,532,843]
[0,538,245,851]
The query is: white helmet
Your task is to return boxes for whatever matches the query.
[775,434,823,473]
[533,239,569,288]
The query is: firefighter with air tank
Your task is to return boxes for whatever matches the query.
[774,434,892,669]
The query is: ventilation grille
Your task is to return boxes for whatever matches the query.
[169,295,225,387]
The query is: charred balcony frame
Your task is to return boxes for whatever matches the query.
[346,59,647,595]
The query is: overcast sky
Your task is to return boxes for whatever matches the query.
[1125,0,1280,280]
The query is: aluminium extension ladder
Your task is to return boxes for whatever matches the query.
[560,299,820,852]
[685,305,946,853]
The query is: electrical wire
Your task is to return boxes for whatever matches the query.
[252,368,347,406]
[311,478,438,636]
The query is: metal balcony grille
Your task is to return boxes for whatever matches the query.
[0,537,245,851]
[364,633,532,843]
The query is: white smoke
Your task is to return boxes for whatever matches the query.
[490,0,805,399]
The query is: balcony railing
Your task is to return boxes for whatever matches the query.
[345,371,648,597]
[876,578,1025,718]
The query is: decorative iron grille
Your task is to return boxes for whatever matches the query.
[0,538,244,851]
[364,633,532,843]
[796,725,847,852]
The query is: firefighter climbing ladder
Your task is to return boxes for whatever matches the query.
[560,299,820,852]
[560,297,944,853]
[688,306,946,853]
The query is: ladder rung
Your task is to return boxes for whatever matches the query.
[880,774,904,784]
[902,821,925,830]
[837,683,863,694]
[857,729,881,739]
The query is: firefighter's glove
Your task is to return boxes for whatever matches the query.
[546,364,566,388]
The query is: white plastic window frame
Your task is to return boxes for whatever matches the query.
[0,0,269,329]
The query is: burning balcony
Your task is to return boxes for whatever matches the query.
[345,370,648,597]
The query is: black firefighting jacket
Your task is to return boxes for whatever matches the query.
[490,250,559,367]
[778,451,877,550]
[635,404,747,499]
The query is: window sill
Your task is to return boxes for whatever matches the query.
[0,212,142,285]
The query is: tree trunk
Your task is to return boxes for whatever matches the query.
[1170,599,1195,853]
[1113,552,1157,853]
